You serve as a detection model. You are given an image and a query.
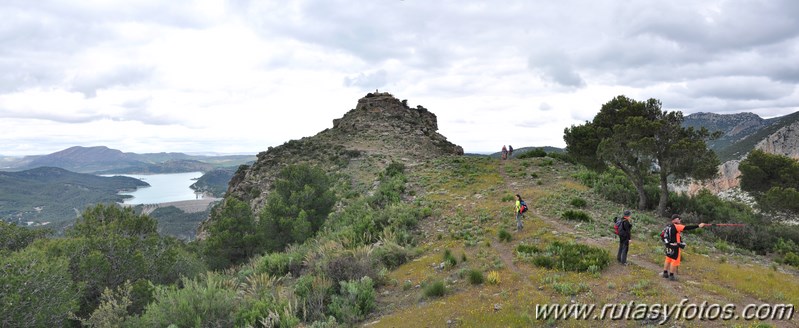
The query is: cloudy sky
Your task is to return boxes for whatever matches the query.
[1,0,798,156]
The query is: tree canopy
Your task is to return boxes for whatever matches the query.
[564,95,718,215]
[740,149,799,214]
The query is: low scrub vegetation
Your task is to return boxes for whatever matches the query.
[531,241,610,272]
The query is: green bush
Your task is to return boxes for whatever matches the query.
[138,274,239,327]
[423,280,446,298]
[443,249,458,268]
[259,250,304,277]
[328,277,376,325]
[501,194,515,202]
[561,210,592,222]
[0,247,80,327]
[373,242,410,269]
[467,270,484,285]
[498,228,512,242]
[783,252,799,267]
[532,241,610,272]
[547,152,575,164]
[517,148,547,159]
[204,197,260,270]
[258,164,337,253]
[63,204,206,317]
[295,275,334,322]
[569,198,587,208]
[516,244,540,255]
[0,221,50,252]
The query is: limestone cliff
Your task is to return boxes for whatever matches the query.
[197,92,463,238]
[679,115,799,196]
[754,121,799,160]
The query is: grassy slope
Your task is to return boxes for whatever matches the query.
[369,156,799,327]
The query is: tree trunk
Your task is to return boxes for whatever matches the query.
[634,176,647,210]
[658,171,670,217]
[616,163,648,210]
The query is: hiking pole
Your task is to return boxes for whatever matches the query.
[708,223,747,227]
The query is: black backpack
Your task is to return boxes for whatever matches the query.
[660,224,673,243]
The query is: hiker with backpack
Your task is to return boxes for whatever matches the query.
[501,145,508,160]
[508,145,514,158]
[615,210,633,265]
[661,214,707,281]
[515,194,528,231]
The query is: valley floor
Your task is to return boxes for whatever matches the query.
[367,157,799,327]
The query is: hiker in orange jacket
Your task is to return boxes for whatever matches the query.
[662,214,707,281]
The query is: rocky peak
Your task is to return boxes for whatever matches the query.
[333,92,438,136]
[198,92,463,238]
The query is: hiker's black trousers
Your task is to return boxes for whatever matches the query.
[617,239,629,264]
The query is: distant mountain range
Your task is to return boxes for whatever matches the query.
[1,146,255,174]
[683,111,799,162]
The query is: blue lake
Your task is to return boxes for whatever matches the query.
[107,172,205,205]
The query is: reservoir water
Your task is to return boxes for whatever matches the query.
[109,172,205,205]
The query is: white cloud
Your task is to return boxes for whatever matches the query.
[1,0,799,156]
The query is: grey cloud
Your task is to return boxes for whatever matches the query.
[343,70,388,89]
[539,103,552,111]
[528,50,585,88]
[672,77,795,101]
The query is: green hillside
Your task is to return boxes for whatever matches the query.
[0,167,147,230]
[3,156,798,327]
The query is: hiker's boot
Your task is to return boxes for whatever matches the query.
[662,272,669,279]
[669,275,677,281]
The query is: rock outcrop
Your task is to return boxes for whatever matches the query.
[754,121,799,160]
[197,92,463,238]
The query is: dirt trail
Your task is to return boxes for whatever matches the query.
[491,160,523,274]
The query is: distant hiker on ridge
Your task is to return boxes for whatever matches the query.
[508,145,514,158]
[501,145,508,160]
[661,214,707,281]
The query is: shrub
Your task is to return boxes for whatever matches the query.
[423,280,446,298]
[569,198,587,208]
[783,252,799,267]
[373,242,409,269]
[0,247,80,327]
[498,229,512,242]
[325,252,378,290]
[0,221,50,251]
[516,244,540,255]
[547,152,575,164]
[467,270,484,285]
[295,275,334,322]
[259,250,304,277]
[517,148,547,159]
[138,274,239,327]
[486,271,501,285]
[501,194,516,202]
[532,241,610,272]
[443,249,458,268]
[561,210,592,222]
[328,277,376,325]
